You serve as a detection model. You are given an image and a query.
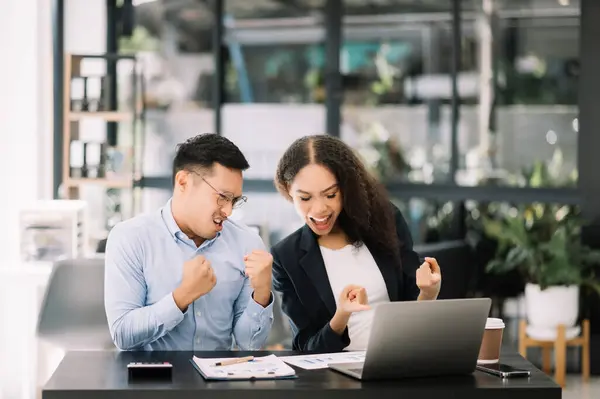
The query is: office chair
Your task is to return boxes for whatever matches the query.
[265,291,293,350]
[36,257,114,350]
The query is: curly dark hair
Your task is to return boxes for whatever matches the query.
[172,133,249,181]
[275,134,400,258]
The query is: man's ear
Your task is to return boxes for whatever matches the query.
[174,170,189,192]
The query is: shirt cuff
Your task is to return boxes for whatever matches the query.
[153,292,186,331]
[247,291,274,322]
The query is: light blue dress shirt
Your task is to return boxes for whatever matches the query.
[104,198,274,351]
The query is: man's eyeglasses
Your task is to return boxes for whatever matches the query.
[201,177,247,209]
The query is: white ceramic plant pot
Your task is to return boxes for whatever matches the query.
[525,283,579,329]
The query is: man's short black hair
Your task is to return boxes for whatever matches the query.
[172,133,250,182]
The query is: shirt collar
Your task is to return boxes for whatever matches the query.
[161,198,181,242]
[160,198,221,247]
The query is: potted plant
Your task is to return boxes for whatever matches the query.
[482,202,600,336]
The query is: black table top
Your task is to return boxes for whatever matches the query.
[43,350,561,399]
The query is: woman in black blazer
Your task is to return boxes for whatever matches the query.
[271,135,443,353]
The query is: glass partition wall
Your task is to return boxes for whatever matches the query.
[96,0,583,245]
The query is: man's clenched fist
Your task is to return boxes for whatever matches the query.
[173,255,216,311]
[243,250,273,307]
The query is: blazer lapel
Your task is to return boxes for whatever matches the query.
[298,225,337,317]
[369,247,400,302]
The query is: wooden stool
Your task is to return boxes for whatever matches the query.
[519,319,590,387]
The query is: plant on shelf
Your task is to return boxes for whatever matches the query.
[482,202,600,335]
[118,26,159,54]
[521,149,577,189]
[354,121,410,183]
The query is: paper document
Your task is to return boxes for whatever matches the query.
[279,351,366,370]
[190,354,297,380]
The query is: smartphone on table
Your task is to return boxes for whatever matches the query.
[476,363,531,378]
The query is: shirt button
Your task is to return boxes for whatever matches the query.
[196,338,201,345]
[253,313,258,317]
[196,311,202,317]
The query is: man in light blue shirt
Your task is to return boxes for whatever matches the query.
[104,134,274,351]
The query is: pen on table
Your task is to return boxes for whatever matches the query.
[214,356,255,366]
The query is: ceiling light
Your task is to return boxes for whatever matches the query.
[546,130,558,145]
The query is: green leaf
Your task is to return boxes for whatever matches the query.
[505,246,531,269]
[580,248,600,265]
[482,216,529,248]
[482,219,503,239]
[485,259,516,274]
[582,279,600,297]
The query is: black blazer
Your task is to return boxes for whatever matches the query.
[271,204,422,353]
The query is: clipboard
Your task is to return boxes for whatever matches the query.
[190,355,298,381]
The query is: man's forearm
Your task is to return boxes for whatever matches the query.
[173,286,196,312]
[108,292,185,350]
[233,293,274,350]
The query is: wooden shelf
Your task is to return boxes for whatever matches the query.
[63,178,133,189]
[61,53,145,229]
[68,111,131,122]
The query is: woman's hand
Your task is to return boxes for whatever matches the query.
[338,284,370,314]
[417,257,442,300]
[329,285,370,335]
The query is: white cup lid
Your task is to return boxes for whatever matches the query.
[485,317,505,329]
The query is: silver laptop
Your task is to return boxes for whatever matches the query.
[329,298,491,380]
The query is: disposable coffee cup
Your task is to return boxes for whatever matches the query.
[477,318,505,364]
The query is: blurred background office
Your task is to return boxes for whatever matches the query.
[1,0,599,398]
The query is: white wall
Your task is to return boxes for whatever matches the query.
[0,0,53,396]
[0,2,106,398]
[0,0,46,263]
[37,0,54,201]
